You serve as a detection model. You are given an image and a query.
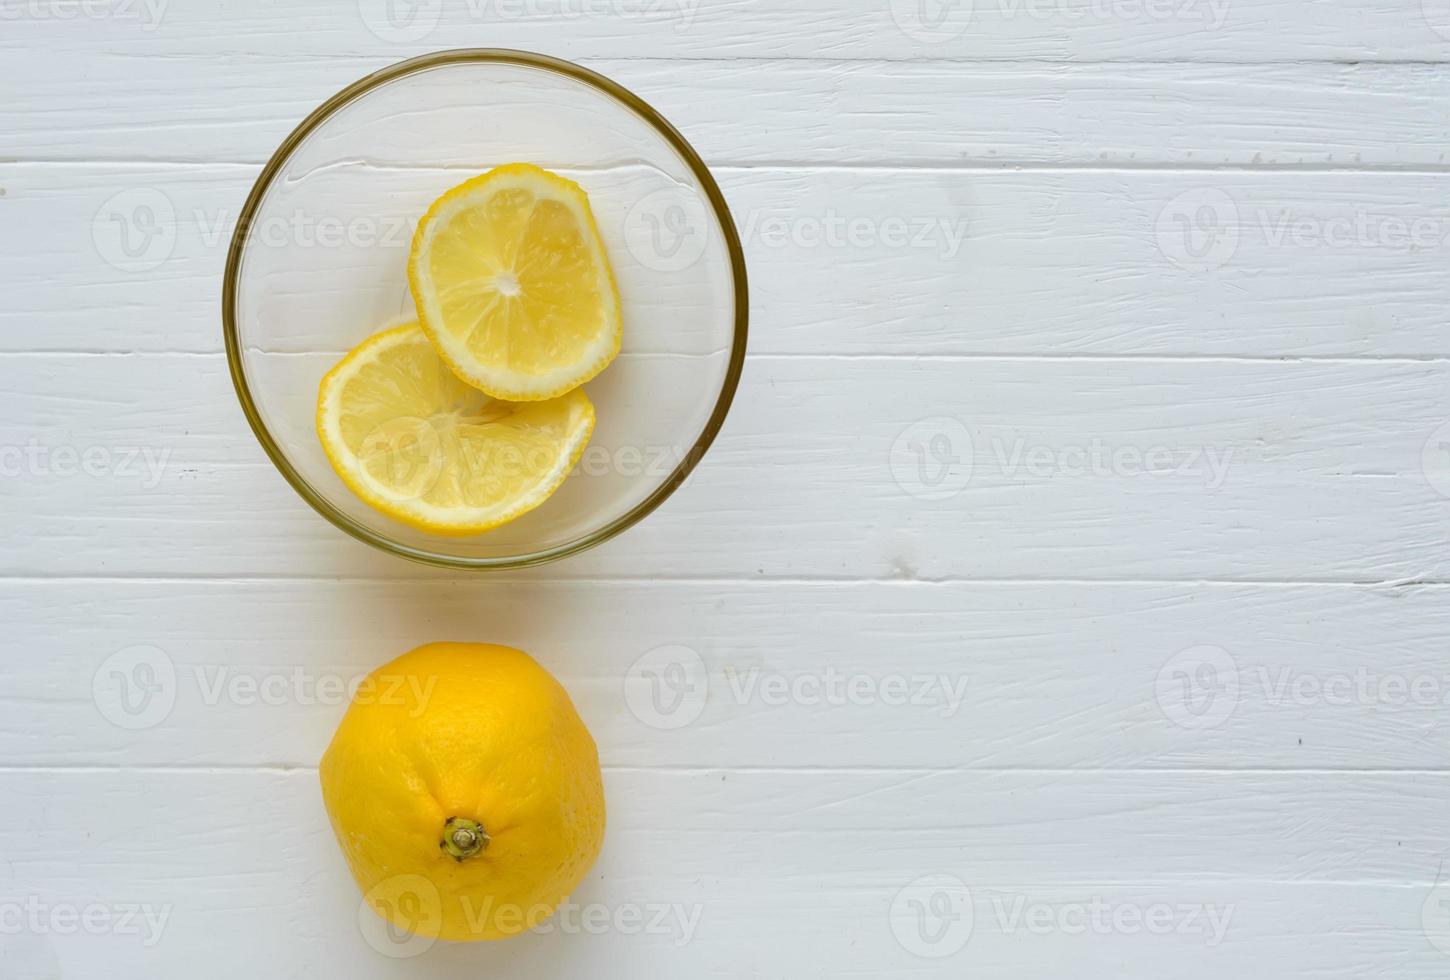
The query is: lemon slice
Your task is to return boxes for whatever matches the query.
[316,321,594,535]
[408,163,623,401]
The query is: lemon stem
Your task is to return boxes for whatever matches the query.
[441,817,489,861]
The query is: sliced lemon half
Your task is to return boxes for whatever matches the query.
[317,321,594,536]
[408,163,623,401]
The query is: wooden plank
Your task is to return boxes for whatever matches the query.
[0,768,1443,977]
[11,162,1450,357]
[3,0,1448,63]
[5,579,1450,769]
[6,55,1450,166]
[0,353,1448,580]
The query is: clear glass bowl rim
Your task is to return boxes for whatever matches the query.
[222,48,750,570]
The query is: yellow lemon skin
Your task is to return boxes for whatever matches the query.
[319,643,606,942]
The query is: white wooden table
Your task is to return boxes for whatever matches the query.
[5,2,1450,976]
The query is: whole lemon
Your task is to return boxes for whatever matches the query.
[320,642,606,942]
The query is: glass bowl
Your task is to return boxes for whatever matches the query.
[223,50,747,569]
